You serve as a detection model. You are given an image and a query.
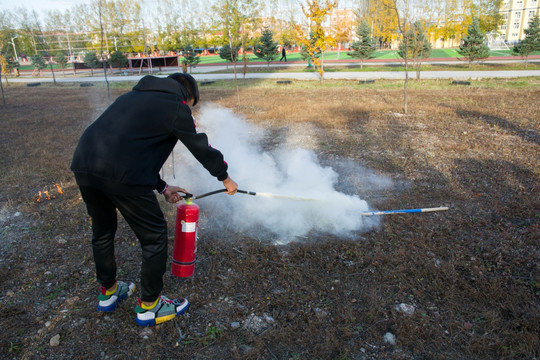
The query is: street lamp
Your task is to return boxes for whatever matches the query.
[10,35,18,62]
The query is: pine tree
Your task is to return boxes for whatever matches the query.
[254,27,279,67]
[31,54,47,77]
[219,44,239,63]
[398,21,432,79]
[54,52,68,76]
[348,21,376,69]
[83,52,101,76]
[108,51,128,70]
[458,17,491,68]
[512,15,540,69]
[182,45,201,73]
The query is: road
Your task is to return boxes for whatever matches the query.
[6,61,540,83]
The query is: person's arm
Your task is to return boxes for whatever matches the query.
[172,111,230,181]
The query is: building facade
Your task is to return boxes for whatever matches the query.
[499,0,539,43]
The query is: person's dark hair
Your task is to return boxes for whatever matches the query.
[167,73,200,106]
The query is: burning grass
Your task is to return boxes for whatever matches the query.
[0,80,538,359]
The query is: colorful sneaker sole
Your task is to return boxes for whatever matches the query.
[135,299,190,327]
[98,282,135,312]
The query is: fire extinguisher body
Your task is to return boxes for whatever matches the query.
[172,200,199,278]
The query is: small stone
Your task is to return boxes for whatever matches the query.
[45,321,52,328]
[314,307,329,319]
[383,332,396,345]
[14,212,21,217]
[395,303,415,315]
[238,344,252,355]
[140,328,153,338]
[67,296,80,305]
[263,313,275,324]
[50,334,60,347]
[230,322,241,330]
[6,290,14,297]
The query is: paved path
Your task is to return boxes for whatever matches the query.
[7,58,540,83]
[8,68,540,83]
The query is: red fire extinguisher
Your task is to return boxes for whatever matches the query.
[172,199,199,278]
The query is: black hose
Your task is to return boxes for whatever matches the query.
[186,189,257,200]
[193,189,226,199]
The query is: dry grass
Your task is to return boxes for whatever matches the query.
[0,79,538,359]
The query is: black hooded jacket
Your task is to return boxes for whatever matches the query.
[71,75,228,195]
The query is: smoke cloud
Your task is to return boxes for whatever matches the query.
[166,104,386,244]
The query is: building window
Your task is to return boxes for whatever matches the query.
[512,33,518,37]
[515,12,521,18]
[514,22,520,29]
[529,11,536,17]
[501,24,507,30]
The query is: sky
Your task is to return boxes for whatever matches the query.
[0,0,92,15]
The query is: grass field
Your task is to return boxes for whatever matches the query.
[0,78,538,359]
[15,48,540,72]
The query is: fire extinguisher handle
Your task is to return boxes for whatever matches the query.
[181,192,194,200]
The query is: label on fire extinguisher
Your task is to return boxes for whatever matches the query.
[181,221,197,233]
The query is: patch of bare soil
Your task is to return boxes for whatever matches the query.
[0,80,538,359]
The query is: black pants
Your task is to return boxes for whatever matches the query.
[79,186,168,302]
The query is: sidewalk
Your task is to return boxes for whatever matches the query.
[6,56,540,83]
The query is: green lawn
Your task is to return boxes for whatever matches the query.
[195,48,535,64]
[17,49,539,71]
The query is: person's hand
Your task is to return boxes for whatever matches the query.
[163,185,189,203]
[222,176,238,195]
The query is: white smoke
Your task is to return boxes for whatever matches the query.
[166,104,384,244]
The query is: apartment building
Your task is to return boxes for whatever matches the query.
[499,0,539,43]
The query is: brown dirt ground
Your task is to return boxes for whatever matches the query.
[0,78,539,359]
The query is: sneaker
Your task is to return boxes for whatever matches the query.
[135,295,189,327]
[97,281,135,312]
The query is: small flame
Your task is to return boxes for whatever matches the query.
[36,183,62,203]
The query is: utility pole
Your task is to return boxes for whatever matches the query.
[10,35,19,61]
[66,31,72,59]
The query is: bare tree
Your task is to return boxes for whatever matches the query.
[96,0,111,103]
[388,0,415,114]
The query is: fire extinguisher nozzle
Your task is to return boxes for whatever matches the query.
[182,193,194,200]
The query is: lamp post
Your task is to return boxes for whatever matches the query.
[10,35,19,62]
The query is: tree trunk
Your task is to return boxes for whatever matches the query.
[404,56,409,114]
[0,67,6,105]
[320,52,324,83]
